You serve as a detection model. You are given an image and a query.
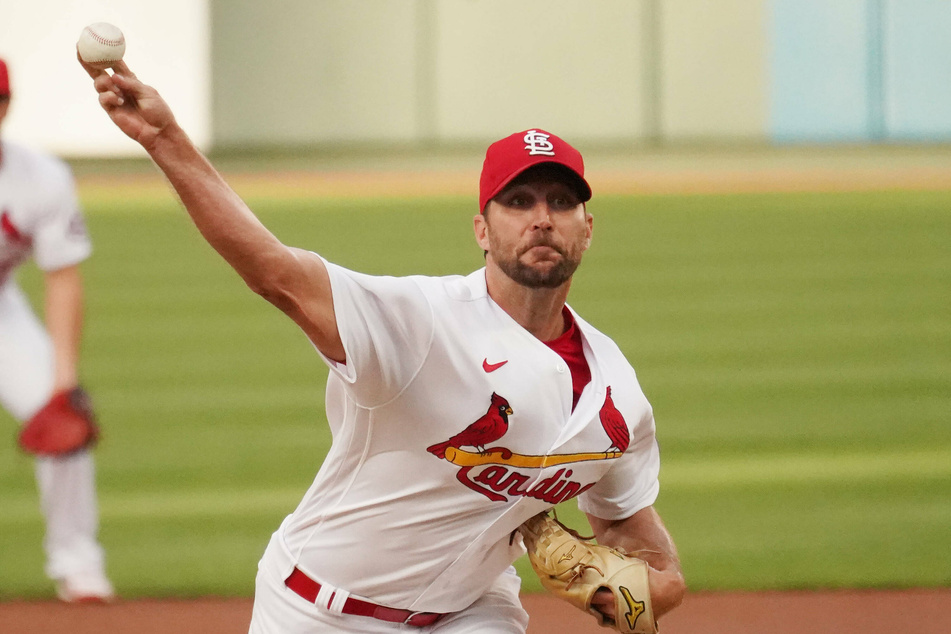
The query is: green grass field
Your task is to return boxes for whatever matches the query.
[1,184,948,599]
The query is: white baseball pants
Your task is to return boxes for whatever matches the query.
[249,519,530,633]
[0,280,107,582]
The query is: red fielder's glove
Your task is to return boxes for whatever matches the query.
[18,387,100,456]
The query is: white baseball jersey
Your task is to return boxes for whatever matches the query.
[0,140,91,285]
[276,262,661,614]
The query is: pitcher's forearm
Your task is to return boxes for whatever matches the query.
[147,123,291,289]
[80,57,341,358]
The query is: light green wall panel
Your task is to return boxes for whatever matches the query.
[431,0,649,142]
[211,0,420,146]
[208,0,772,148]
[660,0,769,140]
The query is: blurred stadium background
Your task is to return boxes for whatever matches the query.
[4,0,951,153]
[1,0,949,611]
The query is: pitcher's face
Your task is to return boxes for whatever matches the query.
[477,177,592,289]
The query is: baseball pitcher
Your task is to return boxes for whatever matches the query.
[80,54,685,632]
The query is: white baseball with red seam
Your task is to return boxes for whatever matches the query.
[77,23,125,69]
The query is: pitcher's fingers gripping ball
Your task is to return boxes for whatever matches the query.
[519,513,658,633]
[75,22,139,110]
[18,388,100,456]
[77,40,175,149]
[76,22,125,70]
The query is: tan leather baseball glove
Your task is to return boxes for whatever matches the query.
[18,387,100,456]
[519,512,657,633]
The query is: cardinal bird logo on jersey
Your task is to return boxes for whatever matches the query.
[599,386,630,453]
[427,392,513,458]
[428,389,627,504]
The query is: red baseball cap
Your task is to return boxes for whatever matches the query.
[0,58,9,97]
[479,128,592,213]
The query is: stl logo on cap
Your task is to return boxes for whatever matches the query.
[479,128,592,213]
[523,130,556,157]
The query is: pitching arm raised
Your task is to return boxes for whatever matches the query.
[78,57,345,362]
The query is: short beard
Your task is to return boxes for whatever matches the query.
[495,243,581,289]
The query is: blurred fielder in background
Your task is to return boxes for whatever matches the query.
[0,58,114,603]
[82,56,685,633]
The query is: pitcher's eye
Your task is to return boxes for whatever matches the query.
[550,194,578,210]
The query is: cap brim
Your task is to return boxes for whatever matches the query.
[486,160,592,208]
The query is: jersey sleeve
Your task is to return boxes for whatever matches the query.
[320,260,435,408]
[577,395,660,521]
[32,164,92,271]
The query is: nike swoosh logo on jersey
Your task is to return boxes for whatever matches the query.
[482,359,508,373]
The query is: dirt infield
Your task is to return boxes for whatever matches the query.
[73,144,951,203]
[2,589,950,633]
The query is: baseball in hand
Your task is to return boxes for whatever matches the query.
[77,22,126,69]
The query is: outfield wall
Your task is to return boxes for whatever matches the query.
[211,0,951,149]
[2,1,949,155]
[210,0,772,147]
[770,0,951,142]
